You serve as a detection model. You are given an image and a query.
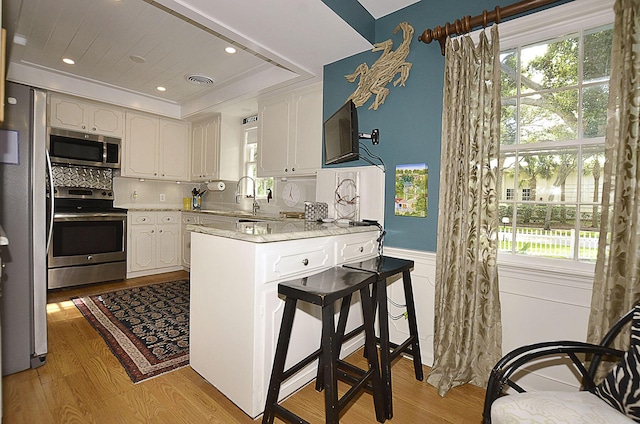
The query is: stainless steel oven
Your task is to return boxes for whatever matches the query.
[47,187,127,289]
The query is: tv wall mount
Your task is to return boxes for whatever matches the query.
[359,129,380,145]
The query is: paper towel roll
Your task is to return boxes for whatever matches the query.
[207,181,226,191]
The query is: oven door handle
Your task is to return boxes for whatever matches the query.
[53,213,127,221]
[46,148,55,253]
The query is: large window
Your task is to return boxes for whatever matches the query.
[243,122,273,198]
[497,19,613,262]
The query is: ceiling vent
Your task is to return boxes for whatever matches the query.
[185,74,215,85]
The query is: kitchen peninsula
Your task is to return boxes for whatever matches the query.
[187,219,381,418]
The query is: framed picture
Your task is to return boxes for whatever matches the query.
[395,163,428,217]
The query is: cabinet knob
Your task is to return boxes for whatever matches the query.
[359,246,364,253]
[87,255,93,261]
[302,258,309,266]
[292,167,295,172]
[159,229,163,233]
[151,229,155,233]
[82,125,86,129]
[284,168,288,172]
[92,127,97,131]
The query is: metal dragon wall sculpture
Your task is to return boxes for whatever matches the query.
[345,22,414,110]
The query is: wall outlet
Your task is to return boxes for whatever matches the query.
[160,193,165,202]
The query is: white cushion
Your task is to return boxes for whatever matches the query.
[491,391,635,423]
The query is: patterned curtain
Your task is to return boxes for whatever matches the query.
[426,25,503,396]
[588,0,640,350]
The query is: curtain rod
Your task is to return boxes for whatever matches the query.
[418,0,564,55]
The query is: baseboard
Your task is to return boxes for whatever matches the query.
[127,265,184,279]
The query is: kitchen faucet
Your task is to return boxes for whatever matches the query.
[236,176,260,215]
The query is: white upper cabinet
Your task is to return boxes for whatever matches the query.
[160,119,191,180]
[49,94,124,137]
[257,83,322,177]
[123,111,190,181]
[191,115,220,181]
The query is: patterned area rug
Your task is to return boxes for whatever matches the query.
[72,279,190,383]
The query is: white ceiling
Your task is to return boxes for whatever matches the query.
[4,0,418,118]
[358,0,419,19]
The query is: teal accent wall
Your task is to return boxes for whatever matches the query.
[322,0,571,252]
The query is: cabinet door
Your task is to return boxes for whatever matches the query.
[181,214,199,268]
[257,95,290,177]
[49,96,89,131]
[123,112,159,178]
[129,226,156,272]
[159,119,190,180]
[191,124,206,180]
[291,86,322,174]
[90,105,123,137]
[157,224,180,267]
[191,117,220,181]
[202,117,220,180]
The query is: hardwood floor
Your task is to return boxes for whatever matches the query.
[3,271,486,423]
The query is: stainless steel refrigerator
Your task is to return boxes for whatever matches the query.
[0,82,48,374]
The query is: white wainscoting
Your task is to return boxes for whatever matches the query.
[383,247,595,392]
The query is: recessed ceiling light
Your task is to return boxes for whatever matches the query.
[62,58,75,65]
[225,46,237,54]
[156,86,167,92]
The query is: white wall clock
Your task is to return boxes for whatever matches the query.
[282,182,300,207]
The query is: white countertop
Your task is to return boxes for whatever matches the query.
[187,220,379,243]
[126,207,287,221]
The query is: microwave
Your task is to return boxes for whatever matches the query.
[47,128,121,168]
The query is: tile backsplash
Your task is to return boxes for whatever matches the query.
[114,176,317,215]
[52,165,113,189]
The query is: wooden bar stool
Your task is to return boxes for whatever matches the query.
[343,256,423,419]
[262,267,387,424]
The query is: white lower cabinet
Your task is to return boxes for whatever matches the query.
[181,213,199,268]
[189,229,379,418]
[127,211,181,277]
[181,212,243,269]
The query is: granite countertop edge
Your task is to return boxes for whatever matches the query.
[123,207,287,221]
[187,222,378,243]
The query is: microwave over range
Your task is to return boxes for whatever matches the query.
[48,127,121,168]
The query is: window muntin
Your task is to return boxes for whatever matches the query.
[498,23,612,262]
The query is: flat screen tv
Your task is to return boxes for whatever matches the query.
[323,100,359,165]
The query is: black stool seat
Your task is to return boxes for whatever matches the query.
[262,267,386,424]
[343,256,423,419]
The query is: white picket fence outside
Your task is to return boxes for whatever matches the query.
[498,227,599,261]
